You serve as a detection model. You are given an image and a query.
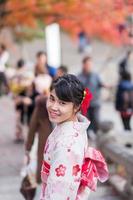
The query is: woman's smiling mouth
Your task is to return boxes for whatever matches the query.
[49,111,60,118]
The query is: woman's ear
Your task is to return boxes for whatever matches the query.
[74,105,80,114]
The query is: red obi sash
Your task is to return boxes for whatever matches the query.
[81,147,109,191]
[41,147,109,192]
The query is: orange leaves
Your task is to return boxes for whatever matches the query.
[1,0,132,44]
[4,0,38,28]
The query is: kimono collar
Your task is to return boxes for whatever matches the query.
[57,113,90,134]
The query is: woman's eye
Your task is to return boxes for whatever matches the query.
[59,101,66,105]
[49,96,54,102]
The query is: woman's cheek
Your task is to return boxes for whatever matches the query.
[46,100,50,111]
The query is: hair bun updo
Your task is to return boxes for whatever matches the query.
[50,74,85,107]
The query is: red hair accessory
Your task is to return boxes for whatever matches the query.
[81,88,92,116]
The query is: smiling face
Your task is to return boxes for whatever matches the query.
[46,89,78,124]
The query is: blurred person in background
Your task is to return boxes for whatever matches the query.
[25,93,52,186]
[24,78,53,198]
[34,51,52,95]
[14,82,39,143]
[35,51,57,78]
[78,31,88,53]
[0,44,9,94]
[10,59,34,95]
[115,71,133,131]
[78,31,92,54]
[78,56,109,135]
[119,50,132,75]
[35,51,48,77]
[11,59,39,143]
[55,65,68,78]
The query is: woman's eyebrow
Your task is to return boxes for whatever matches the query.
[50,93,56,99]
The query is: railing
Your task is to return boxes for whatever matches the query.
[97,131,133,200]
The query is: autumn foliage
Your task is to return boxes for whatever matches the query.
[0,0,133,44]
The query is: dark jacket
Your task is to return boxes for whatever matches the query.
[115,80,133,111]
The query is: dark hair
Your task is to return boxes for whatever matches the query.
[36,51,46,58]
[58,65,68,74]
[50,74,84,107]
[120,71,131,81]
[82,56,91,64]
[17,59,25,68]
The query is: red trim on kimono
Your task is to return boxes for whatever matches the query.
[42,160,50,175]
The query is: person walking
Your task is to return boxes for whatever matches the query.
[115,71,133,131]
[78,56,107,134]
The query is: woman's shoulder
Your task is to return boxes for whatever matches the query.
[58,117,88,139]
[56,122,87,151]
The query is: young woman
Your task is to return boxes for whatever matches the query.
[40,74,109,200]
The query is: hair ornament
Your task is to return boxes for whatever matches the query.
[83,90,86,99]
[81,88,92,116]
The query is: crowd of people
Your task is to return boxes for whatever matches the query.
[0,42,133,199]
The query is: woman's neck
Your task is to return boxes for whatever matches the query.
[57,115,78,125]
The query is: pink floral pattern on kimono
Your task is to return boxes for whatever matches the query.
[55,165,66,177]
[40,114,109,200]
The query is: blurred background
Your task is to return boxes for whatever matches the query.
[0,0,133,199]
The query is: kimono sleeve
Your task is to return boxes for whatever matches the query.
[41,136,85,200]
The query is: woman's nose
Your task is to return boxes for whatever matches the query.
[52,102,59,110]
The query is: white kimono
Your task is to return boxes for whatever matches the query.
[40,114,109,200]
